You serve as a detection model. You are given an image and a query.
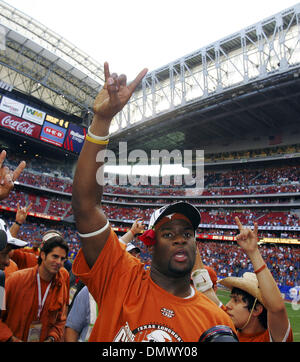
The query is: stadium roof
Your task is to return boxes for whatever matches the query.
[109,67,300,156]
[0,0,104,123]
[1,1,300,157]
[107,4,300,155]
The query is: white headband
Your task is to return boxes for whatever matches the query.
[42,232,61,243]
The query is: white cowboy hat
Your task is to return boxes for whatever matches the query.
[219,272,264,305]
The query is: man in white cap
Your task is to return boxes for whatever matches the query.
[0,148,27,270]
[0,148,27,271]
[72,62,235,342]
[0,219,28,317]
[125,243,141,259]
[0,219,28,271]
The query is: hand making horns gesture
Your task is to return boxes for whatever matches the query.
[15,202,33,225]
[235,216,259,256]
[0,150,26,201]
[93,62,148,122]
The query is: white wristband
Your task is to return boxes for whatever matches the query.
[191,268,213,293]
[78,220,110,238]
[88,126,109,141]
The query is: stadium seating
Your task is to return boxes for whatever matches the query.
[1,149,299,288]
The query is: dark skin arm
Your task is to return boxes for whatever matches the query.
[72,62,148,268]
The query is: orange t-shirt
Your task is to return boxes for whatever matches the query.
[11,249,38,270]
[73,229,236,342]
[238,325,293,342]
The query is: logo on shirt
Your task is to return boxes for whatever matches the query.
[114,322,183,342]
[160,307,175,318]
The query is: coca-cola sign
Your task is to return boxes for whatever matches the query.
[0,111,41,138]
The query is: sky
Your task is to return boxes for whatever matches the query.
[3,0,300,81]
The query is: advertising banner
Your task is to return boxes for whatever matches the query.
[40,121,67,147]
[22,105,46,125]
[0,111,41,139]
[63,123,87,153]
[0,96,24,117]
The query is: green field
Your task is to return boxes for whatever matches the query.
[217,289,300,342]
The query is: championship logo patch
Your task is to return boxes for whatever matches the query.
[160,307,175,318]
[114,322,183,342]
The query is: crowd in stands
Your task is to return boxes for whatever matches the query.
[0,190,71,218]
[1,212,298,288]
[205,143,300,163]
[0,148,299,291]
[199,241,300,287]
[5,152,74,179]
[199,210,300,227]
[103,194,300,206]
[4,151,300,196]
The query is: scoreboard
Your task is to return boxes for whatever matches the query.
[0,94,86,154]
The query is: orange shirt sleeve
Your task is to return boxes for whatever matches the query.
[11,249,38,270]
[4,259,18,278]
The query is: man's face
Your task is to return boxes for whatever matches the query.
[225,293,251,329]
[40,246,67,276]
[0,246,12,271]
[152,219,196,277]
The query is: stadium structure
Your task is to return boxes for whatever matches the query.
[0,0,299,301]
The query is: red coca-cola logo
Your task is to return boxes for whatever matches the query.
[0,112,41,138]
[44,126,64,139]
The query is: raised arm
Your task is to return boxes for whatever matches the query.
[235,217,290,342]
[0,150,26,201]
[191,247,221,306]
[119,218,145,244]
[10,202,32,238]
[72,62,147,268]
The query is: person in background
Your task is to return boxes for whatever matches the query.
[9,203,32,246]
[0,149,26,321]
[220,217,293,342]
[0,230,69,342]
[0,219,28,272]
[192,217,293,342]
[0,150,26,202]
[4,202,35,274]
[191,247,221,308]
[119,218,145,246]
[125,242,141,259]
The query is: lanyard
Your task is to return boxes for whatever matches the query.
[37,272,51,320]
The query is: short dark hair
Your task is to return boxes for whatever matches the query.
[38,230,69,265]
[231,287,268,329]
